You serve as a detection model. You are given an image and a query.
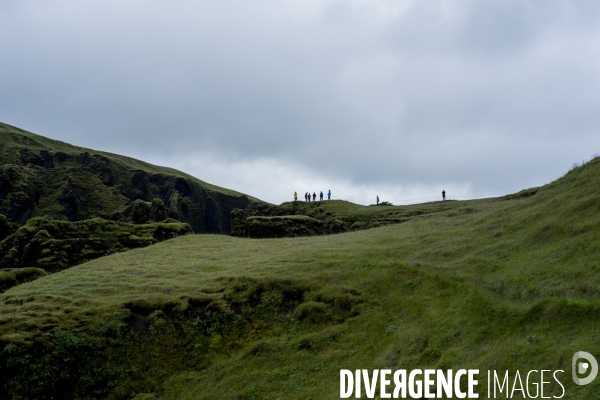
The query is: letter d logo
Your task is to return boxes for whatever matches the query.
[573,351,598,385]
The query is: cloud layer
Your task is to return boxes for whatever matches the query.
[2,0,599,204]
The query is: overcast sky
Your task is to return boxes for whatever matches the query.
[2,0,600,205]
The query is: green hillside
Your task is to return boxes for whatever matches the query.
[1,155,600,399]
[231,198,466,237]
[0,122,261,233]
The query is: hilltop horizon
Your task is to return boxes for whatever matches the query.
[3,120,577,207]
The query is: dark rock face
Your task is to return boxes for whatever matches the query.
[149,198,168,222]
[0,165,41,224]
[0,123,261,233]
[117,199,152,224]
[0,215,17,241]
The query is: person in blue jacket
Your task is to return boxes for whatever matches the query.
[328,190,331,200]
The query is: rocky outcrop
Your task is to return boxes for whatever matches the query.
[231,203,349,238]
[0,215,17,241]
[245,216,325,238]
[0,217,192,273]
[0,267,46,293]
[0,164,41,224]
[230,201,414,238]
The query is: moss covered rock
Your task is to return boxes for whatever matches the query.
[149,198,168,222]
[0,214,17,241]
[231,204,350,238]
[0,267,46,293]
[0,122,262,234]
[0,217,192,275]
[230,202,319,238]
[245,215,324,238]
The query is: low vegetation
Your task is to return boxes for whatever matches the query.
[231,200,459,238]
[1,155,599,398]
[0,267,46,293]
[0,216,192,292]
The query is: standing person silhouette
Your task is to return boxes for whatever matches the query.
[319,191,323,201]
[305,192,308,202]
[442,190,446,201]
[312,192,316,201]
[328,190,331,200]
[294,192,298,201]
[377,196,379,205]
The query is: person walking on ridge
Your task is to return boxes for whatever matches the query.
[328,190,331,200]
[320,191,323,201]
[377,196,379,205]
[312,192,316,201]
[442,190,446,201]
[294,192,298,201]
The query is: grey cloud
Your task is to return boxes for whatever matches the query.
[1,0,600,202]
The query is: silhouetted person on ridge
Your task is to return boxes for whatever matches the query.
[320,191,323,201]
[305,192,308,202]
[312,192,316,201]
[377,196,379,205]
[442,190,446,201]
[328,190,331,200]
[294,191,297,201]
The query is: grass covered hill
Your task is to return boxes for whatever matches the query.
[0,216,193,293]
[1,156,600,399]
[231,199,463,238]
[0,122,261,233]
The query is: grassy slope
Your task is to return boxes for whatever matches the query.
[1,158,600,398]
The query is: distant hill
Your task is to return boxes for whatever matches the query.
[0,122,262,233]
